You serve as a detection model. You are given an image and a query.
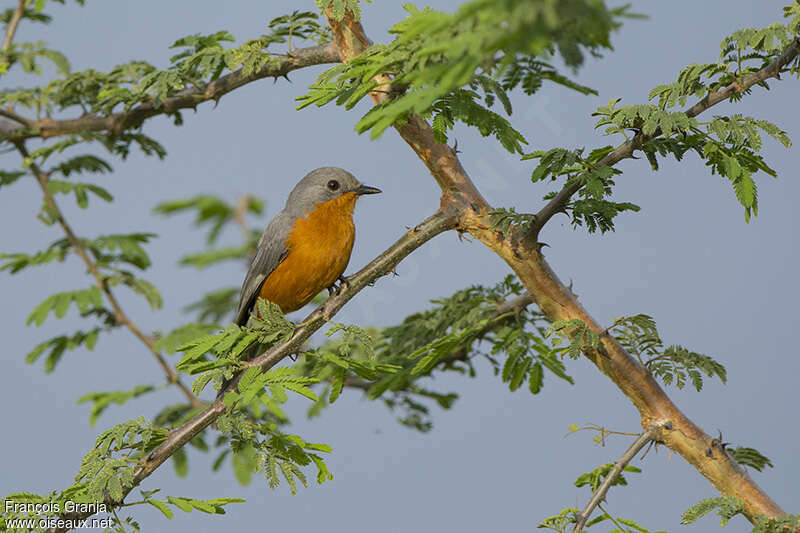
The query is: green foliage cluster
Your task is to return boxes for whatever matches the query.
[167,299,400,493]
[595,22,796,222]
[548,318,601,359]
[752,514,800,533]
[2,10,329,123]
[610,314,726,391]
[75,417,166,501]
[296,275,573,432]
[525,145,640,232]
[525,14,798,232]
[299,0,633,151]
[176,300,294,391]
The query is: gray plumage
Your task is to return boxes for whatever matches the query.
[234,167,370,326]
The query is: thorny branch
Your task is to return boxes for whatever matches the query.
[0,43,341,142]
[573,424,662,532]
[323,4,796,523]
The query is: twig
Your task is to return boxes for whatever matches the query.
[573,424,661,532]
[0,107,31,126]
[14,142,202,409]
[530,36,800,237]
[1,0,25,58]
[46,208,459,533]
[566,424,641,446]
[0,43,340,143]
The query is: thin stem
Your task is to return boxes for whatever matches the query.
[0,108,30,126]
[595,503,625,532]
[1,0,25,57]
[14,142,202,409]
[111,508,127,533]
[573,425,660,532]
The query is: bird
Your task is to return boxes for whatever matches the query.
[234,167,381,326]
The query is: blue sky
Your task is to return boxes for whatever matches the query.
[1,1,797,532]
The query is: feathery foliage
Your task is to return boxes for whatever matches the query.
[610,314,726,391]
[681,496,745,527]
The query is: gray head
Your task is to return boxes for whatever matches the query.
[284,167,381,216]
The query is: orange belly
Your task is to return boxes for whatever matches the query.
[259,192,357,313]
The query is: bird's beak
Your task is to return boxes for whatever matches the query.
[355,184,382,196]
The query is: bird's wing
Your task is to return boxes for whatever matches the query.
[234,211,293,326]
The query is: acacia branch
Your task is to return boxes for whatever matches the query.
[530,36,800,236]
[323,6,791,522]
[573,425,661,532]
[0,43,340,142]
[46,208,459,533]
[14,142,203,409]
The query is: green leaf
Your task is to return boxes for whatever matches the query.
[148,500,174,520]
[77,385,155,426]
[0,170,26,189]
[574,463,641,492]
[26,287,104,326]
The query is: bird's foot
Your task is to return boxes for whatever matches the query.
[327,275,350,296]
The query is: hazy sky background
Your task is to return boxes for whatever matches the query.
[1,1,797,532]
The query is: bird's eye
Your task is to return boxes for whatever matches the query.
[327,180,340,191]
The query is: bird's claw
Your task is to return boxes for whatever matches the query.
[327,275,350,296]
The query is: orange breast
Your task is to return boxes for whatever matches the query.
[259,192,357,313]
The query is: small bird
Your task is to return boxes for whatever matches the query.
[234,167,381,326]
